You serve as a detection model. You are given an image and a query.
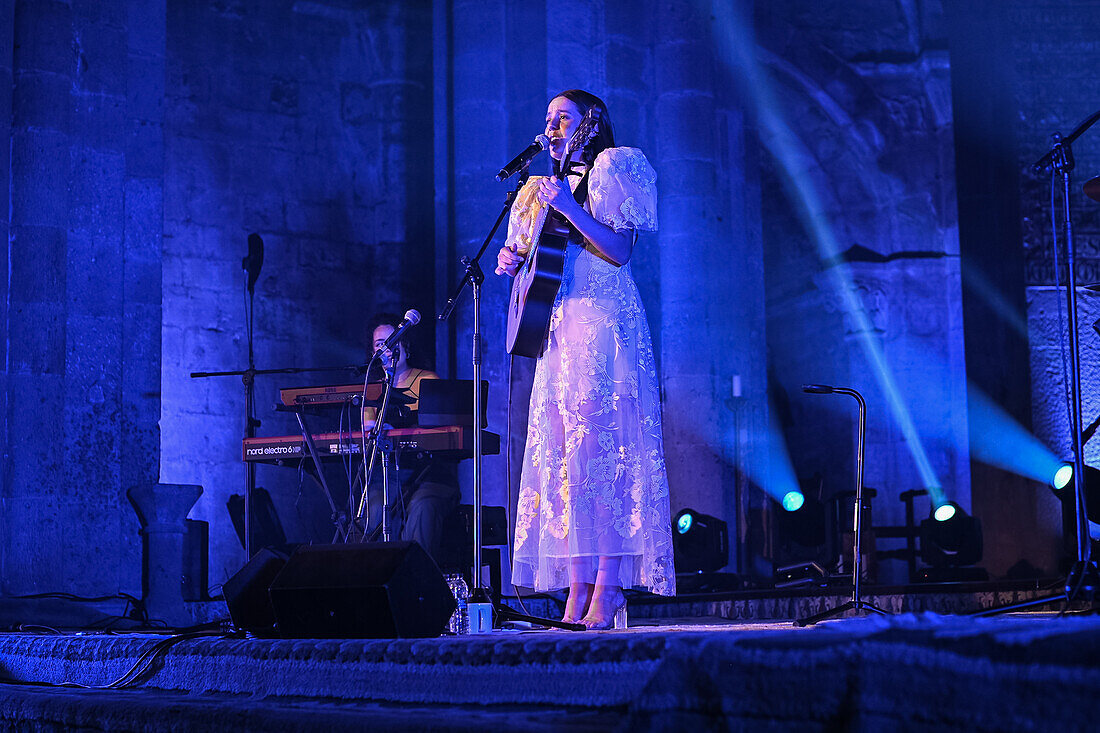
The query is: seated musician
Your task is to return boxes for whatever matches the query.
[359,312,461,564]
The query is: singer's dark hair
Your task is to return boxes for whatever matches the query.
[554,89,615,167]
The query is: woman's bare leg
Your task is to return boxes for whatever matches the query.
[582,556,625,629]
[562,556,594,623]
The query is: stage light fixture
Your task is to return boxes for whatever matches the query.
[933,503,956,522]
[919,502,982,568]
[672,508,729,573]
[1052,464,1100,540]
[776,492,827,549]
[782,490,805,512]
[1054,464,1074,491]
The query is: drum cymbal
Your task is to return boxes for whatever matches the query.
[1084,176,1100,202]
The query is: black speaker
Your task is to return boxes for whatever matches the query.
[222,545,295,635]
[268,542,456,639]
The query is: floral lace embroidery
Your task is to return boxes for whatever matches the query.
[508,147,675,596]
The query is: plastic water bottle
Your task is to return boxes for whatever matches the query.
[445,574,469,634]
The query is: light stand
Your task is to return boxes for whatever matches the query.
[795,384,889,626]
[972,113,1100,615]
[439,172,582,632]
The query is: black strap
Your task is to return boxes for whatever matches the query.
[567,170,591,244]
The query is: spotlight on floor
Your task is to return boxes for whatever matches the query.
[933,502,957,522]
[782,490,805,512]
[1053,464,1074,491]
[1052,464,1100,541]
[920,502,982,569]
[776,492,827,549]
[673,508,729,572]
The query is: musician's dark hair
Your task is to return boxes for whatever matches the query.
[367,311,412,362]
[554,89,615,167]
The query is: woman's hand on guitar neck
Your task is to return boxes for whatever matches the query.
[496,244,524,276]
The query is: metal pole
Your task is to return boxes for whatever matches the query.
[471,270,484,591]
[1059,162,1090,562]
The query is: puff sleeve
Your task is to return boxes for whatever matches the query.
[503,176,550,257]
[588,147,658,233]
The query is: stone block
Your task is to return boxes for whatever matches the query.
[127,0,166,59]
[69,147,126,239]
[9,224,65,305]
[127,52,166,123]
[72,0,125,28]
[67,232,124,318]
[71,91,129,153]
[72,21,127,97]
[124,177,163,261]
[9,302,65,375]
[125,119,163,178]
[122,302,162,388]
[13,0,73,76]
[62,405,123,503]
[1,495,67,591]
[655,41,714,96]
[12,68,70,132]
[10,128,70,227]
[6,373,66,495]
[654,92,717,163]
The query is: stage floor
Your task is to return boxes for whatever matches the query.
[2,611,1099,731]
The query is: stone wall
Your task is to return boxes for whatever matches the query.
[756,0,969,573]
[1,0,164,595]
[159,0,434,588]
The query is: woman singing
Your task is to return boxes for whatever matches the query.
[496,90,676,629]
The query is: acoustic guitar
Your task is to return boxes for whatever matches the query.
[505,107,601,358]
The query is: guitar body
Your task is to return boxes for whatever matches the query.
[504,104,602,359]
[506,211,571,358]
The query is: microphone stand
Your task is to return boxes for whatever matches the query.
[192,357,383,555]
[973,116,1100,615]
[439,168,583,631]
[795,384,889,626]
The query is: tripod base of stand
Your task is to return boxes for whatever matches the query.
[469,588,585,632]
[971,560,1100,617]
[795,598,890,627]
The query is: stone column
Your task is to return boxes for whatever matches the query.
[654,0,765,571]
[128,483,203,627]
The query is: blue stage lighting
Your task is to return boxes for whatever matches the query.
[710,1,945,506]
[782,491,805,512]
[968,386,1068,489]
[672,509,729,572]
[1053,464,1074,490]
[933,503,957,522]
[921,502,982,569]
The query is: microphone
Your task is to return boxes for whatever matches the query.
[496,135,551,181]
[243,233,264,293]
[375,309,421,354]
[802,384,835,394]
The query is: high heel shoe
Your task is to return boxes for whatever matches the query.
[581,590,627,630]
[562,584,593,624]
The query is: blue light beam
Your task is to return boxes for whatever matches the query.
[968,385,1072,489]
[710,2,946,507]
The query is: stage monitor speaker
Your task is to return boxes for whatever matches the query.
[268,542,456,639]
[222,545,295,636]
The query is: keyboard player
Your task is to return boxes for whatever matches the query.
[358,312,460,564]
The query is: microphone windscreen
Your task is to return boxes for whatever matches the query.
[403,309,422,326]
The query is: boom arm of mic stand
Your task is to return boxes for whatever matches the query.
[439,173,529,323]
[1032,108,1100,172]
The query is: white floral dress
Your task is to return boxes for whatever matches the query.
[507,147,676,596]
